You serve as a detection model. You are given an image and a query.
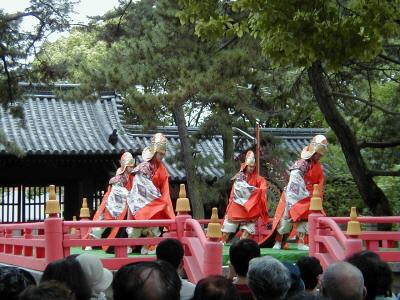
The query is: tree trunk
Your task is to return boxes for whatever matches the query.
[222,123,235,176]
[307,61,392,217]
[172,105,204,219]
[220,112,235,204]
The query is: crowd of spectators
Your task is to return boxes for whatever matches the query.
[0,239,399,300]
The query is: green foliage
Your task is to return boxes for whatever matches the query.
[0,0,75,116]
[324,174,369,217]
[35,29,108,84]
[322,143,369,216]
[179,0,400,69]
[375,166,400,216]
[0,129,24,157]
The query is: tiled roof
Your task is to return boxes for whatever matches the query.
[0,91,139,155]
[0,89,327,181]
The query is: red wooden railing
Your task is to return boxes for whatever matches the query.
[0,214,223,283]
[309,212,400,269]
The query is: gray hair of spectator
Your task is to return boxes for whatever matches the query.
[321,261,365,300]
[247,256,291,300]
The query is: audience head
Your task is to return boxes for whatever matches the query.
[113,260,181,300]
[192,275,240,300]
[0,266,36,300]
[247,256,291,300]
[76,253,113,295]
[287,290,320,300]
[321,261,365,300]
[282,262,305,298]
[296,256,323,291]
[229,239,261,277]
[346,250,393,300]
[156,238,184,270]
[41,256,91,300]
[19,281,74,300]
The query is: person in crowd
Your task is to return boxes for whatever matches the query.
[85,152,135,250]
[41,256,91,300]
[321,261,366,300]
[0,266,36,300]
[228,239,261,300]
[126,133,175,254]
[296,256,323,294]
[222,151,268,242]
[19,280,75,300]
[282,262,305,298]
[191,275,241,300]
[113,260,181,300]
[247,256,291,300]
[264,135,328,250]
[75,253,113,300]
[346,250,396,300]
[156,238,195,300]
[287,291,320,300]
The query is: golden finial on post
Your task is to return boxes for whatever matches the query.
[80,198,91,219]
[71,216,77,234]
[207,207,222,239]
[309,184,323,211]
[346,207,361,235]
[176,184,191,215]
[45,185,61,216]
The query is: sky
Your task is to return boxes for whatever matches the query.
[1,0,122,60]
[2,0,121,41]
[2,0,121,24]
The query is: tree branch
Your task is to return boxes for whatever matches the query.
[4,11,40,22]
[359,140,400,148]
[117,0,133,33]
[378,54,400,65]
[368,170,400,177]
[0,54,14,102]
[331,92,400,116]
[217,36,238,52]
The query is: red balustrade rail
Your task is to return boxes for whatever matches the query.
[181,218,223,283]
[0,214,223,283]
[309,213,400,269]
[0,222,47,271]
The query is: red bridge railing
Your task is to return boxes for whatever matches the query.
[0,214,223,283]
[309,212,400,269]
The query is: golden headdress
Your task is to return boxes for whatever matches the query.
[142,133,167,162]
[300,135,328,160]
[239,150,256,171]
[116,152,135,175]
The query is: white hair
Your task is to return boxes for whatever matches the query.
[247,256,291,300]
[322,261,364,300]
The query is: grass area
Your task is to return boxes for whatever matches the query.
[223,243,308,265]
[70,247,149,258]
[71,244,308,265]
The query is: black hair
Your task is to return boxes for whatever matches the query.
[113,260,181,300]
[229,239,261,277]
[296,256,323,290]
[156,238,184,269]
[19,280,74,300]
[346,250,393,300]
[283,261,305,298]
[191,275,241,300]
[0,266,36,300]
[41,256,91,300]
